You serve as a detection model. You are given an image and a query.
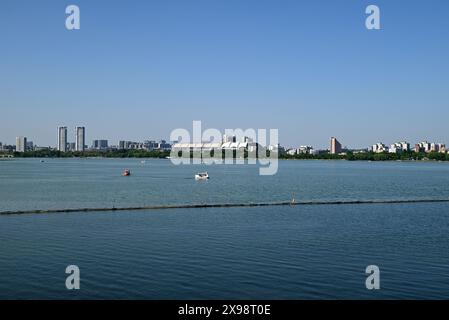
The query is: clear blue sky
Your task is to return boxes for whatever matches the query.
[1,0,448,149]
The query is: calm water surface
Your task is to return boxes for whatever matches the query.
[0,159,449,299]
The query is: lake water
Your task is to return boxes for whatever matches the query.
[1,158,449,299]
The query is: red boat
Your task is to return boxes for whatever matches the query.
[122,169,131,176]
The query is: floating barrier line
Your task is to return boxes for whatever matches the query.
[1,198,449,216]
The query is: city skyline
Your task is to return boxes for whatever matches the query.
[3,125,449,154]
[3,121,449,150]
[1,1,449,148]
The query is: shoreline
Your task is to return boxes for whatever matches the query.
[2,156,449,163]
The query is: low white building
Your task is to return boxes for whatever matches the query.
[268,144,285,154]
[172,141,258,153]
[298,145,314,154]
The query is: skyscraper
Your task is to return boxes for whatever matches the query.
[75,126,85,152]
[330,137,342,154]
[16,136,27,152]
[58,126,67,152]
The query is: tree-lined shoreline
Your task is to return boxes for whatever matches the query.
[2,149,449,162]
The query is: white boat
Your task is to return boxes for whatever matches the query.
[195,172,209,180]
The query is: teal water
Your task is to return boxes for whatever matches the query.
[1,158,449,211]
[1,159,449,299]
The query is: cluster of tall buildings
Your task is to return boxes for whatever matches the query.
[371,141,447,154]
[414,141,446,153]
[55,127,172,152]
[58,126,85,152]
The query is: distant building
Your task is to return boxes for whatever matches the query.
[330,137,342,154]
[414,144,423,153]
[401,142,410,152]
[143,140,158,150]
[158,140,172,151]
[268,144,285,154]
[16,136,27,153]
[372,143,388,153]
[118,141,142,150]
[430,143,446,153]
[0,144,15,152]
[298,145,314,154]
[34,146,51,151]
[418,141,431,153]
[26,141,34,151]
[118,140,126,149]
[389,142,410,154]
[67,142,76,151]
[58,126,67,152]
[75,127,85,152]
[413,141,444,153]
[118,139,171,151]
[172,141,258,153]
[221,141,258,152]
[389,143,401,154]
[222,135,236,143]
[92,140,108,150]
[352,149,368,154]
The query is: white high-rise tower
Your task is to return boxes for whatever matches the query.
[75,126,85,152]
[58,126,67,152]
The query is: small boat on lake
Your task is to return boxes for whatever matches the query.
[195,172,209,180]
[122,169,131,176]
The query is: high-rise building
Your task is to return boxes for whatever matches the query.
[75,126,85,152]
[58,126,67,152]
[16,136,27,152]
[330,137,342,154]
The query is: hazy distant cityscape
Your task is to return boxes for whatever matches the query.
[1,126,448,157]
[0,126,172,154]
